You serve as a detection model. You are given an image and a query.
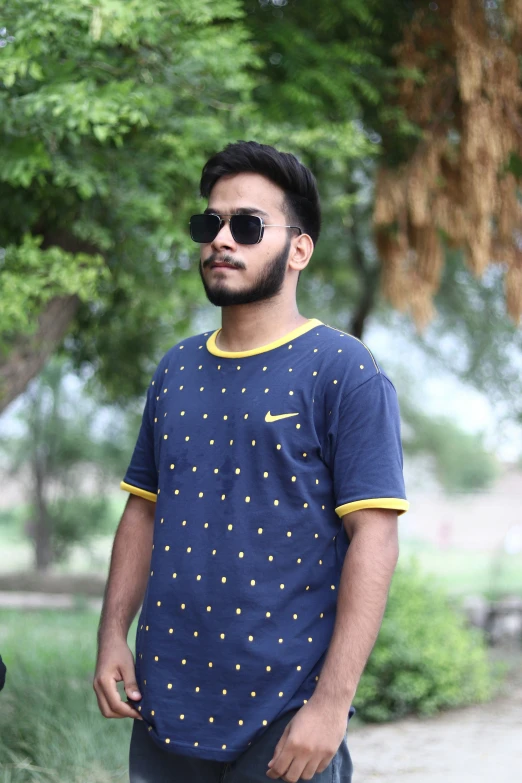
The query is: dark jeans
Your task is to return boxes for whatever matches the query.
[129,708,353,783]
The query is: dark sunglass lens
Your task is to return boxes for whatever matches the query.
[190,214,220,243]
[230,215,262,244]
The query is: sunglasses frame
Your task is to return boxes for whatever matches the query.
[189,213,303,245]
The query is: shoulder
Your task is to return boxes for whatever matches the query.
[151,330,214,379]
[316,322,382,394]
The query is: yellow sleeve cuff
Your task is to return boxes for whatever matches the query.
[335,498,409,517]
[120,481,157,503]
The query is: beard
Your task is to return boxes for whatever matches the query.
[199,236,292,307]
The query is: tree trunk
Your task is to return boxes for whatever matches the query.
[0,294,80,415]
[33,460,52,571]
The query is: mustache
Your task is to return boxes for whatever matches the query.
[203,252,245,270]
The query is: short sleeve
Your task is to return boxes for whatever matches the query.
[327,372,409,518]
[120,373,159,503]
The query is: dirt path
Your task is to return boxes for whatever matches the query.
[349,672,522,782]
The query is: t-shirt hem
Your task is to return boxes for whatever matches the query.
[120,481,157,503]
[144,725,251,761]
[335,498,409,517]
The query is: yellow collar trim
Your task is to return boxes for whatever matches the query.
[206,318,324,358]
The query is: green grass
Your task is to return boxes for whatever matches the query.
[0,609,137,783]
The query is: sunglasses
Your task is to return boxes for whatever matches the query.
[189,213,302,245]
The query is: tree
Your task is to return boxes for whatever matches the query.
[1,358,132,569]
[0,0,258,412]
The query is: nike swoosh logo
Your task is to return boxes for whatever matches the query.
[265,411,300,422]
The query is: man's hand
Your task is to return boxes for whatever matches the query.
[266,696,348,781]
[93,636,143,720]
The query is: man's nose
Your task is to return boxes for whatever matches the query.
[211,218,237,251]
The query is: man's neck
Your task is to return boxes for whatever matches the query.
[215,311,310,353]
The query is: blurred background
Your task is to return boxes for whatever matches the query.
[1,1,521,781]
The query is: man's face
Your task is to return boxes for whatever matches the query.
[198,172,295,307]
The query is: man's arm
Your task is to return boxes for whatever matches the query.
[266,507,399,780]
[93,493,155,720]
[311,506,399,710]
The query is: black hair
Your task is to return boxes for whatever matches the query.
[199,141,321,246]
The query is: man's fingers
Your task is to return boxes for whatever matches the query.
[95,676,143,720]
[123,674,142,701]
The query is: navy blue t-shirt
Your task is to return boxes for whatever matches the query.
[121,318,408,761]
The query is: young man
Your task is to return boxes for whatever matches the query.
[94,141,409,783]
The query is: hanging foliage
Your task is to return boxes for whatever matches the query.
[374,0,522,329]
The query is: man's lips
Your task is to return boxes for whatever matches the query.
[210,263,239,269]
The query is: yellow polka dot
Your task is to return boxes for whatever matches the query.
[169,628,174,633]
[289,368,293,372]
[306,586,310,591]
[320,612,324,618]
[146,626,149,631]
[314,533,319,539]
[266,611,271,618]
[187,546,192,552]
[199,492,203,498]
[251,691,256,697]
[207,606,211,612]
[304,502,308,508]
[236,664,241,670]
[221,494,226,500]
[222,577,226,583]
[192,466,197,472]
[230,439,233,445]
[236,608,241,615]
[196,574,201,581]
[278,638,283,643]
[154,656,159,661]
[296,423,301,429]
[195,687,200,692]
[164,434,168,440]
[168,683,172,689]
[287,531,292,537]
[204,522,208,528]
[214,468,219,473]
[265,388,269,393]
[185,436,189,441]
[165,738,170,743]
[165,545,170,551]
[210,439,215,445]
[297,665,302,671]
[263,366,267,371]
[181,411,185,416]
[291,476,296,482]
[220,633,225,639]
[239,719,244,725]
[280,583,285,589]
[279,691,284,697]
[303,699,308,704]
[181,604,186,609]
[314,348,318,352]
[331,585,336,590]
[266,665,271,671]
[289,390,294,395]
[180,714,185,719]
[228,523,233,530]
[248,635,254,641]
[223,415,228,420]
[313,371,317,376]
[274,499,279,506]
[276,444,281,450]
[308,637,313,642]
[238,552,244,558]
[303,452,307,457]
[250,579,256,586]
[252,440,256,446]
[222,388,226,393]
[333,379,338,384]
[154,418,158,423]
[297,558,301,564]
[212,549,217,555]
[209,661,213,667]
[263,471,268,478]
[181,658,186,664]
[242,388,246,392]
[245,496,250,503]
[170,464,174,470]
[360,364,364,369]
[200,387,204,391]
[157,601,161,607]
[258,527,263,534]
[293,614,298,619]
[194,741,199,746]
[222,744,227,749]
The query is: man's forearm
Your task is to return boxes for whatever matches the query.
[97,495,155,645]
[312,511,399,712]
